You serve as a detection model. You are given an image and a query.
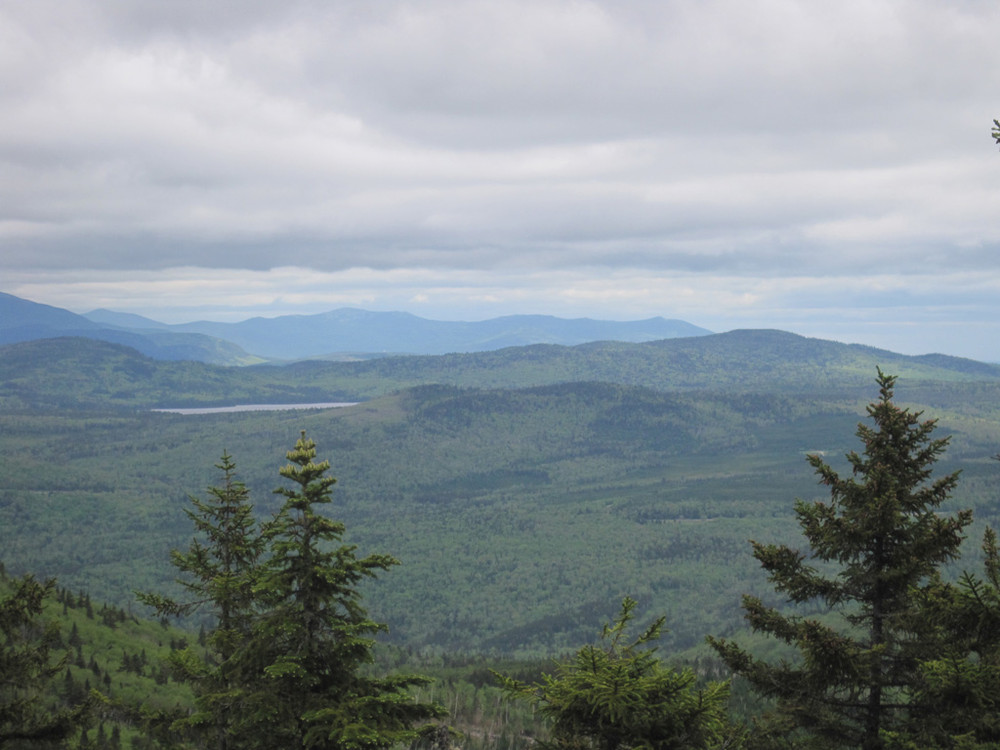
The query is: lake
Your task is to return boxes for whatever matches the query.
[152,402,357,415]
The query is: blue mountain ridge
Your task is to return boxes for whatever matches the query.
[0,292,714,362]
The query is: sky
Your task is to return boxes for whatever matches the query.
[2,1,999,361]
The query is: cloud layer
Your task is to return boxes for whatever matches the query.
[2,1,999,358]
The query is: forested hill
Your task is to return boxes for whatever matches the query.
[3,329,1000,656]
[1,330,999,410]
[4,372,1000,655]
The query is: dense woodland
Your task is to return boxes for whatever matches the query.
[2,333,1000,748]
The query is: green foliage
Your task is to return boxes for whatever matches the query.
[709,371,973,749]
[136,436,446,749]
[137,452,262,643]
[0,571,240,749]
[232,433,445,749]
[0,573,88,747]
[136,452,264,748]
[0,338,343,411]
[905,521,1000,749]
[400,652,557,750]
[992,119,999,146]
[3,331,1000,411]
[4,332,1000,747]
[4,333,1000,658]
[497,597,735,750]
[3,370,1000,656]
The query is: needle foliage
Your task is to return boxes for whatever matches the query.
[497,597,733,750]
[709,371,972,749]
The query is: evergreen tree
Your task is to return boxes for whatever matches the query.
[904,522,1000,749]
[497,596,734,750]
[709,370,972,750]
[67,623,82,649]
[0,574,87,747]
[137,452,264,749]
[238,431,445,749]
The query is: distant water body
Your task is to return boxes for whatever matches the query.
[153,402,357,415]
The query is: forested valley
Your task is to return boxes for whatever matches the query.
[3,333,1000,749]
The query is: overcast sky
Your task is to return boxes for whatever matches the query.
[2,0,999,360]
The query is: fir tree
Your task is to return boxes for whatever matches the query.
[137,451,264,749]
[498,596,734,750]
[906,522,1000,748]
[68,622,82,648]
[238,431,445,749]
[709,370,972,750]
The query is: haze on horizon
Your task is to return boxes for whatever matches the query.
[1,1,999,361]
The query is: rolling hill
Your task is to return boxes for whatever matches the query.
[2,330,998,411]
[2,333,999,655]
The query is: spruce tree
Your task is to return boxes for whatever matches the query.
[498,597,733,750]
[238,431,444,749]
[907,523,1000,748]
[137,451,264,749]
[709,370,972,750]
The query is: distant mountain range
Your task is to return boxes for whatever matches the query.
[0,292,262,365]
[153,308,712,360]
[0,291,712,363]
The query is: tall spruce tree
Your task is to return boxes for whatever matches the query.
[709,370,972,750]
[137,452,264,749]
[237,431,444,749]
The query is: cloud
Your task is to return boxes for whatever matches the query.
[1,0,999,359]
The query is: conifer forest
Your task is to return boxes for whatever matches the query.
[3,333,1000,750]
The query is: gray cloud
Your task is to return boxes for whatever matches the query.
[1,0,999,358]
